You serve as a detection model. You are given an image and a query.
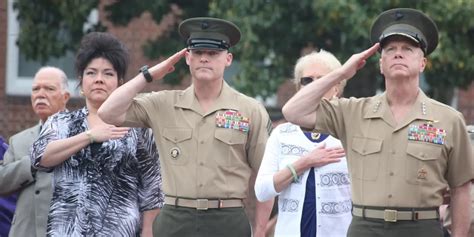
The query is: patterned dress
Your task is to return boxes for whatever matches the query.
[31,107,164,237]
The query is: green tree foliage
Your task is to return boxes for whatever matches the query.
[104,0,209,84]
[210,0,474,102]
[13,0,104,63]
[14,0,474,103]
[106,0,209,84]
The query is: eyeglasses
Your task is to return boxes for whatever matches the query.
[299,76,315,86]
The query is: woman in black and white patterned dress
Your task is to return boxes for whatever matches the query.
[31,32,163,237]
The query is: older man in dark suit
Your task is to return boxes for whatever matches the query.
[0,66,70,237]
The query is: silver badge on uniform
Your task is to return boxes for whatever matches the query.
[170,147,181,159]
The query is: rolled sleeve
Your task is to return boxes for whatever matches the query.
[314,98,347,142]
[123,93,158,128]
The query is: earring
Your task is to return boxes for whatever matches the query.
[80,90,84,95]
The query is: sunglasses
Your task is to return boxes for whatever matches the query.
[299,76,315,86]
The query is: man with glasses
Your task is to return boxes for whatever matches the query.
[98,17,273,237]
[282,8,473,237]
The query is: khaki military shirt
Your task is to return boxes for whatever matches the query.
[313,90,474,208]
[443,126,474,235]
[124,82,271,199]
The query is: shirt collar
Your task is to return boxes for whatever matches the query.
[363,92,388,119]
[364,89,433,128]
[175,81,239,115]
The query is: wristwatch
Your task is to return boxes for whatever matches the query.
[140,65,153,83]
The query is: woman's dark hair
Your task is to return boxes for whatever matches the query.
[75,32,129,86]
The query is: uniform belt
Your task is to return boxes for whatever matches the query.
[352,206,439,222]
[164,196,244,210]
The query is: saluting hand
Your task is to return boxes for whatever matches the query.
[304,143,346,168]
[338,43,380,80]
[149,48,187,81]
[88,124,130,143]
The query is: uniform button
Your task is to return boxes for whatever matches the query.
[199,184,203,187]
[362,149,366,153]
[389,172,394,176]
[35,190,40,195]
[200,141,204,144]
[199,162,204,166]
[388,194,392,198]
[391,150,396,155]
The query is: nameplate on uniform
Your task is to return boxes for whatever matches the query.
[408,122,446,145]
[215,110,250,133]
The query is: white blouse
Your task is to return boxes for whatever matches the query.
[255,123,352,237]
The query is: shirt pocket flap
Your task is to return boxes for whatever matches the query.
[406,142,441,161]
[351,137,383,155]
[163,128,192,143]
[215,128,246,145]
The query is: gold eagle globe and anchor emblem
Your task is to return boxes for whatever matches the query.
[311,132,321,140]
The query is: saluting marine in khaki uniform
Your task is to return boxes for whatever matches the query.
[283,8,474,237]
[98,17,273,237]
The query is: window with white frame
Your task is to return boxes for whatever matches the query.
[6,1,97,96]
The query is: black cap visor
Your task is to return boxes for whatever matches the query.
[187,38,229,50]
[379,24,427,54]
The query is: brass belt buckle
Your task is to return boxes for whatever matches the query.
[196,199,209,210]
[384,209,398,222]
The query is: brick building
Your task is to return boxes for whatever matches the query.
[1,0,473,140]
[0,0,192,140]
